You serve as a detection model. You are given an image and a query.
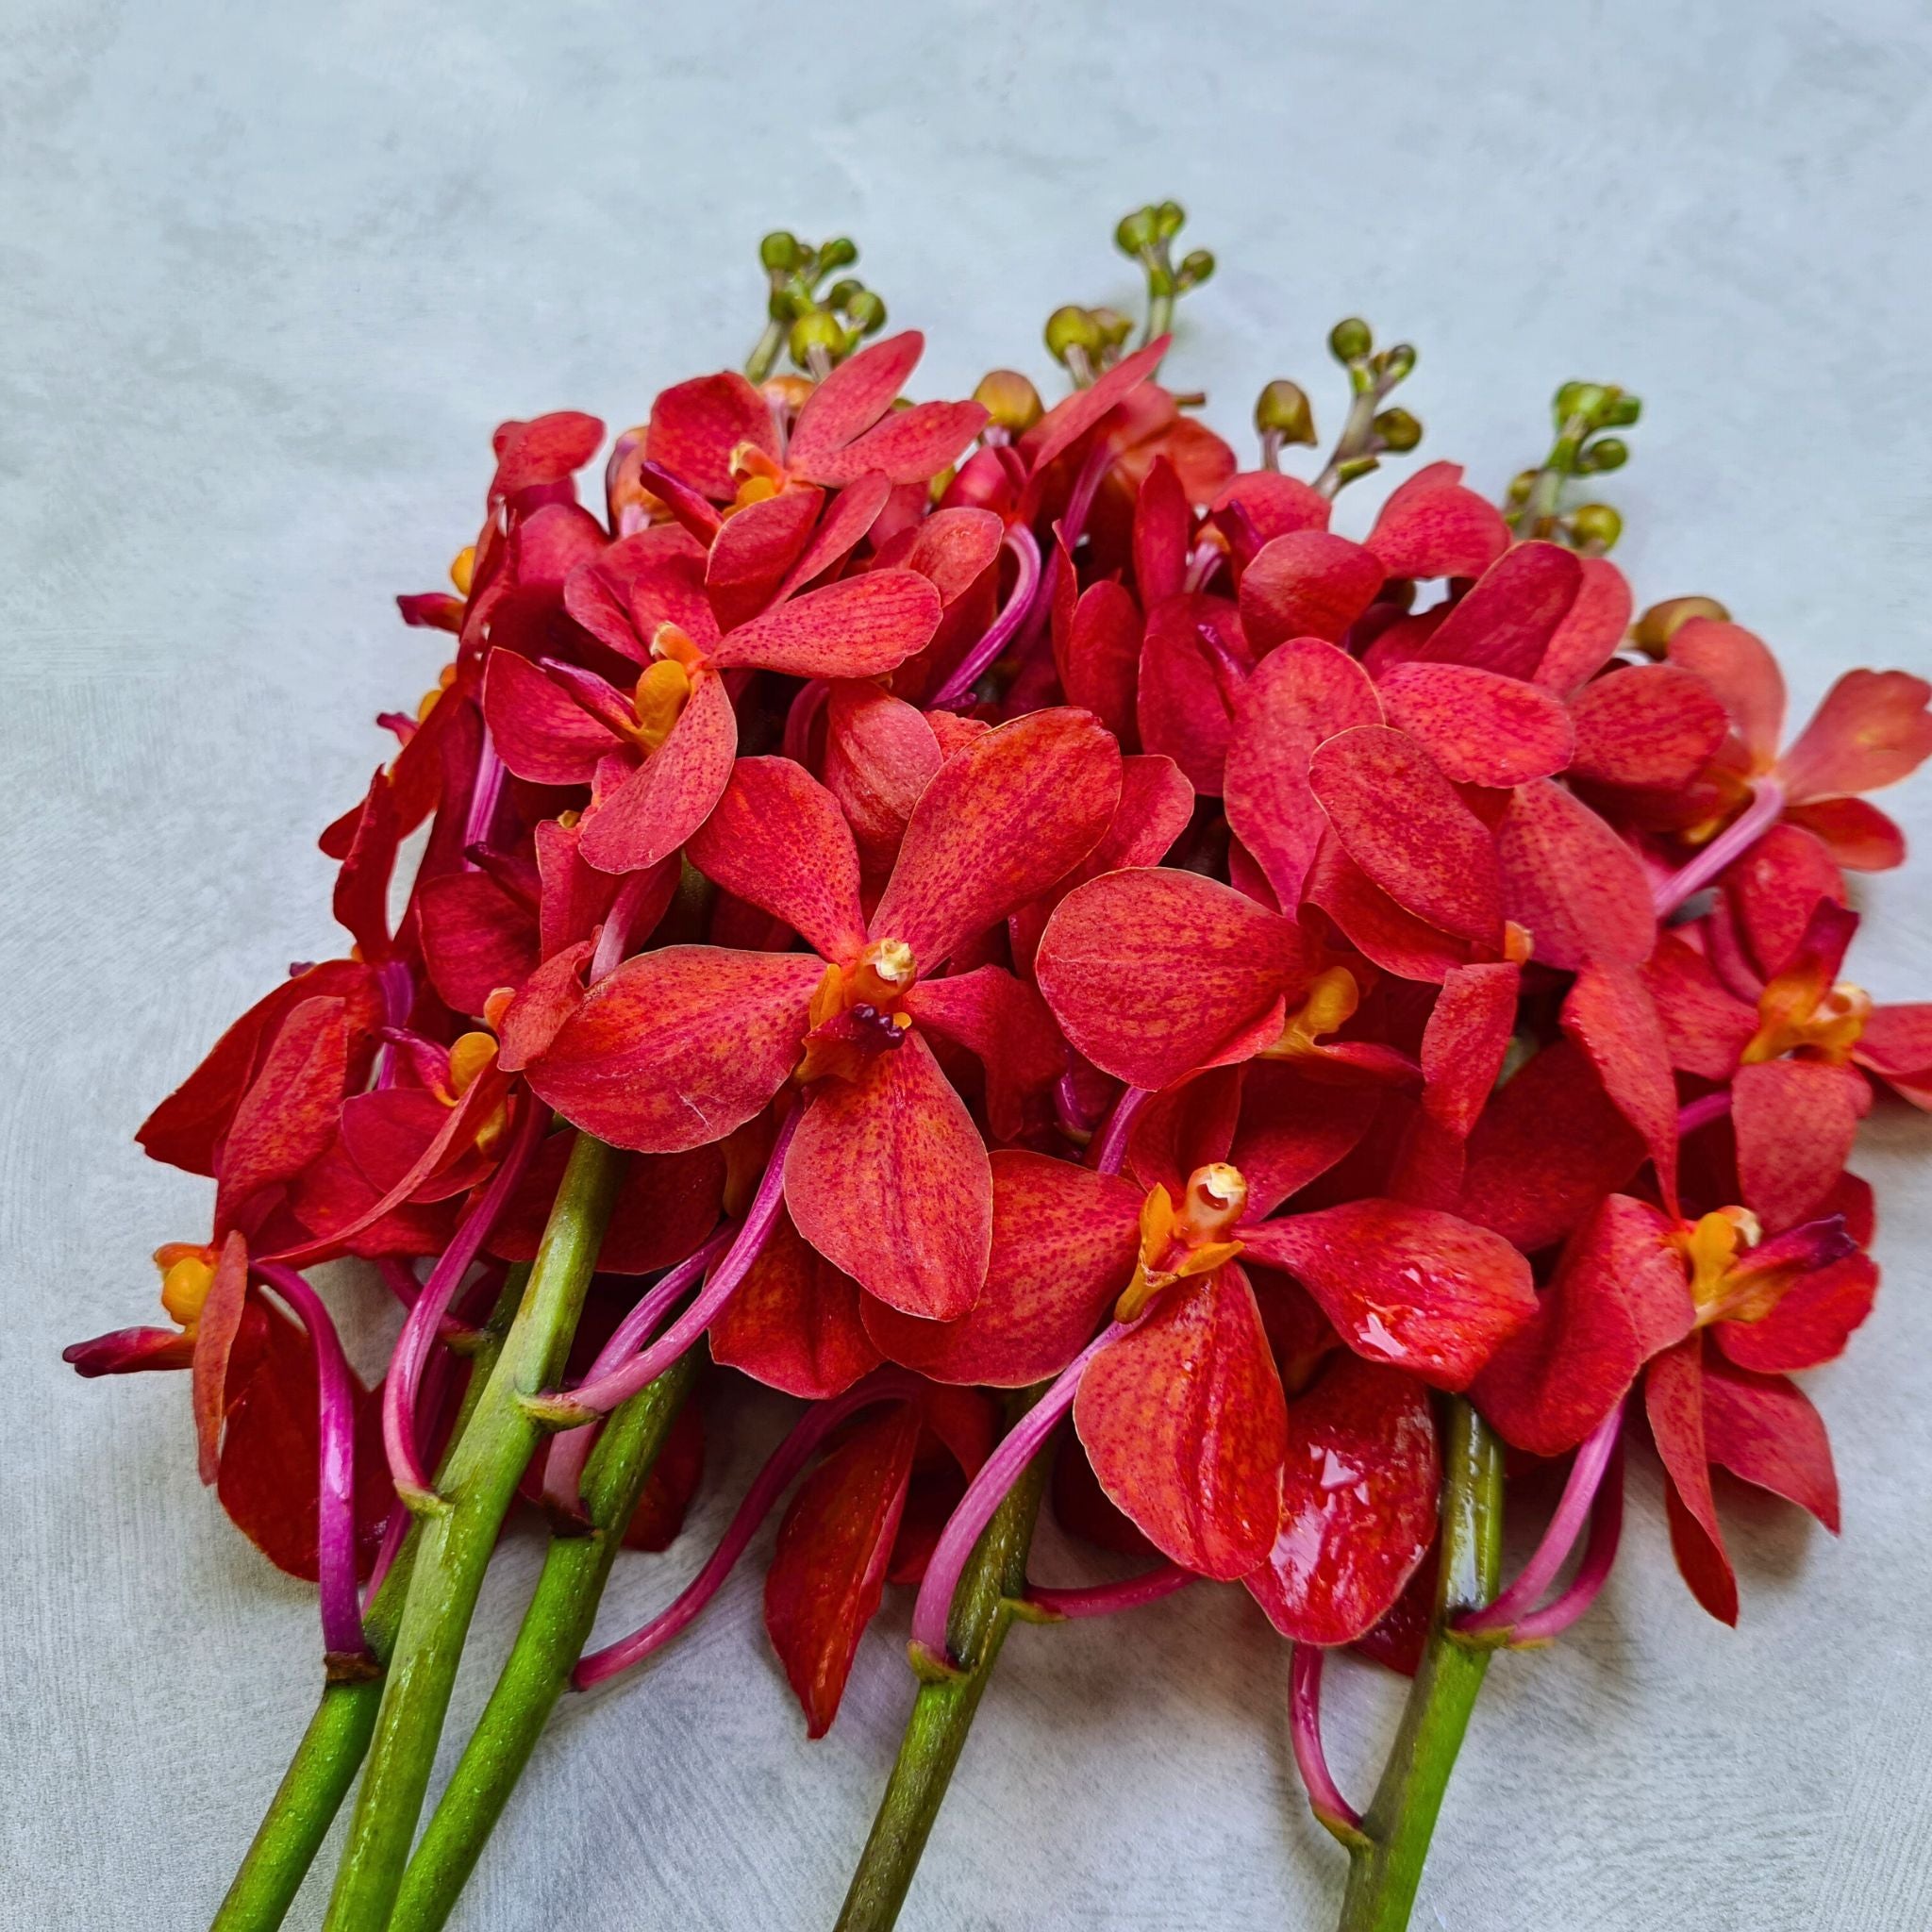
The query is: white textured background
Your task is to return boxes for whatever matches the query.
[6,3,1931,1926]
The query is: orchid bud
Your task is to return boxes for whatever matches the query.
[1090,306,1134,349]
[1377,342,1417,385]
[1579,436,1628,473]
[818,236,858,273]
[844,289,887,336]
[1329,317,1373,363]
[975,369,1044,433]
[1568,503,1624,551]
[1374,407,1423,453]
[759,230,801,274]
[1255,379,1317,446]
[789,309,851,369]
[1044,304,1103,364]
[1632,594,1732,656]
[1177,248,1216,289]
[1155,199,1186,240]
[1506,469,1538,507]
[1554,381,1609,427]
[1601,391,1642,427]
[1115,206,1159,256]
[824,277,863,309]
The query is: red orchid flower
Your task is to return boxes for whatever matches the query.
[525,708,1123,1316]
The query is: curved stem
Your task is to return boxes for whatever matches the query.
[1511,1435,1624,1646]
[251,1263,368,1663]
[929,526,1042,710]
[1291,1645,1365,1841]
[1025,1561,1191,1621]
[210,1269,525,1932]
[575,1370,922,1688]
[835,1388,1049,1932]
[528,1106,800,1426]
[1653,779,1786,916]
[1336,1399,1504,1932]
[385,1350,703,1932]
[1088,1085,1150,1178]
[323,1133,622,1931]
[1677,1091,1733,1138]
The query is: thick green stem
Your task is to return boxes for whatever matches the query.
[745,317,787,385]
[1337,1400,1505,1932]
[388,1350,700,1932]
[210,1267,527,1932]
[835,1391,1048,1932]
[323,1133,622,1930]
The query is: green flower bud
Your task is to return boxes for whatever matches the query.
[1374,407,1423,453]
[1568,503,1624,551]
[1554,381,1609,429]
[789,308,851,368]
[1155,199,1186,241]
[1090,306,1134,349]
[1601,392,1642,428]
[817,236,858,273]
[1115,207,1159,256]
[1579,436,1628,473]
[1506,469,1539,507]
[1377,342,1417,385]
[824,277,864,309]
[1329,317,1374,364]
[759,230,801,274]
[1255,379,1317,445]
[975,368,1044,433]
[1631,594,1731,656]
[844,289,887,336]
[1045,304,1104,363]
[1178,248,1216,289]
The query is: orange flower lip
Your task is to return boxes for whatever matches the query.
[1116,1162,1249,1322]
[796,940,919,1085]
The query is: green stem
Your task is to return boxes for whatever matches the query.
[835,1391,1049,1932]
[210,1267,527,1932]
[323,1133,623,1930]
[1518,413,1589,539]
[1336,1399,1505,1932]
[746,317,787,384]
[388,1350,701,1931]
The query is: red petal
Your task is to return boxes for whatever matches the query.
[1304,837,1475,986]
[808,400,989,488]
[1667,619,1786,767]
[491,411,603,499]
[214,999,350,1234]
[1568,663,1729,791]
[1237,532,1384,651]
[1224,639,1382,908]
[1376,662,1575,788]
[1640,934,1758,1080]
[1308,725,1502,941]
[332,771,401,962]
[1234,1063,1385,1217]
[1420,963,1520,1141]
[764,1403,921,1737]
[785,1029,992,1319]
[1211,470,1332,548]
[1783,795,1906,873]
[1857,1002,1932,1090]
[1494,778,1656,971]
[624,540,722,658]
[1037,868,1314,1089]
[1644,1337,1738,1624]
[483,651,615,786]
[1534,556,1633,694]
[1778,668,1932,802]
[712,569,941,678]
[1059,576,1143,744]
[1457,1040,1646,1253]
[1419,542,1579,682]
[872,708,1121,972]
[819,683,941,875]
[1125,1066,1241,1195]
[577,672,737,874]
[1074,1263,1288,1579]
[1700,1357,1840,1531]
[1732,1058,1862,1230]
[1720,824,1845,980]
[1364,463,1510,579]
[862,1151,1141,1386]
[900,506,1005,605]
[646,372,777,500]
[788,331,924,473]
[492,1131,724,1275]
[1560,963,1680,1215]
[1713,1250,1876,1374]
[708,1207,882,1398]
[623,1402,706,1552]
[1021,336,1169,475]
[1136,591,1251,795]
[685,757,866,961]
[1133,455,1190,608]
[64,1324,199,1376]
[192,1231,251,1482]
[1473,1194,1692,1455]
[704,486,823,629]
[903,965,1067,1141]
[565,524,705,658]
[529,945,821,1153]
[418,871,540,1019]
[1244,1357,1440,1646]
[1240,1200,1534,1391]
[496,941,592,1073]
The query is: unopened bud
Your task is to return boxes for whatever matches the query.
[817,236,858,272]
[1044,304,1103,363]
[1554,381,1610,428]
[1115,206,1159,256]
[1089,306,1134,348]
[1568,503,1624,551]
[1601,392,1642,428]
[974,368,1044,433]
[789,308,851,368]
[845,289,887,336]
[759,229,801,274]
[1632,594,1732,656]
[1329,317,1373,364]
[1255,379,1317,445]
[1178,247,1216,289]
[1377,342,1417,385]
[1374,407,1423,453]
[1506,469,1538,508]
[1579,436,1628,473]
[1155,199,1186,240]
[824,277,863,309]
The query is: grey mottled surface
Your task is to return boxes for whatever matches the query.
[5,2,1931,1926]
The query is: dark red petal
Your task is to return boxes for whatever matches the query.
[1419,962,1521,1141]
[623,1402,706,1552]
[1494,778,1656,971]
[1473,1194,1692,1456]
[1059,576,1143,744]
[1136,591,1251,796]
[1377,661,1575,788]
[785,1030,992,1320]
[764,1403,922,1737]
[1308,725,1502,941]
[528,945,821,1153]
[1239,1200,1535,1391]
[1037,868,1313,1089]
[1304,837,1474,986]
[861,1151,1141,1386]
[1568,663,1729,791]
[1133,455,1190,608]
[1639,934,1758,1080]
[685,757,866,962]
[1244,1357,1439,1646]
[1560,963,1680,1215]
[491,1132,725,1276]
[1713,1251,1876,1374]
[1645,1337,1738,1624]
[1074,1264,1288,1579]
[902,965,1067,1142]
[483,650,616,786]
[1233,1063,1384,1217]
[708,1207,882,1399]
[872,708,1122,972]
[214,1000,350,1235]
[1732,1058,1863,1231]
[646,372,777,500]
[1699,1357,1840,1531]
[1720,824,1845,980]
[1021,336,1169,475]
[576,673,738,875]
[192,1232,252,1482]
[1238,532,1384,652]
[1534,556,1633,695]
[417,872,541,1019]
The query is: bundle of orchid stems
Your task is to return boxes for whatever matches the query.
[69,206,1932,1932]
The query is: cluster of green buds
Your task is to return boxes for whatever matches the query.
[746,231,889,383]
[1507,381,1642,549]
[1309,318,1422,494]
[1042,301,1137,388]
[1114,200,1215,345]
